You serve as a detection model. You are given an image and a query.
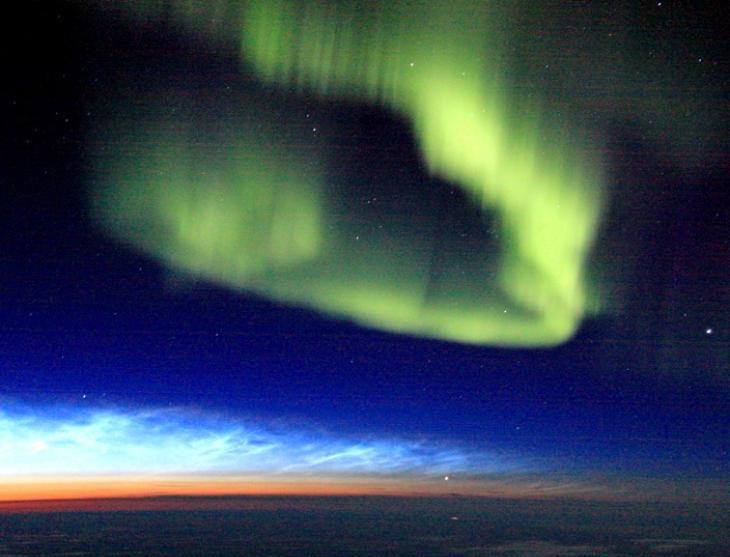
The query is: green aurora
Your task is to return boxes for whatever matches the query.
[91,0,608,346]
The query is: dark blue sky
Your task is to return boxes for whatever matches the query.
[1,1,728,488]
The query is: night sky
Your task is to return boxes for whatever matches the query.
[1,1,728,503]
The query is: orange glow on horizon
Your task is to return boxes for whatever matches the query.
[0,474,616,512]
[4,473,715,512]
[0,476,422,502]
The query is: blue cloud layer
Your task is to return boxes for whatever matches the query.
[0,401,517,478]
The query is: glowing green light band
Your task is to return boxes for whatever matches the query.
[92,0,605,346]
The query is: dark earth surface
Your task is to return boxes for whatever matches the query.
[0,497,728,556]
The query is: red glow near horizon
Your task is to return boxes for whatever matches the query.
[0,473,627,513]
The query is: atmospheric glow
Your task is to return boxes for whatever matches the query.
[1,402,709,505]
[91,0,605,346]
[0,402,510,479]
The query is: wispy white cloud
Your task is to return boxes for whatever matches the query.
[633,538,710,553]
[454,541,614,556]
[0,401,516,478]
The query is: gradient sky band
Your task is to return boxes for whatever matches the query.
[0,402,515,478]
[2,401,718,503]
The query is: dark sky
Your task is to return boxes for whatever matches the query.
[1,1,728,493]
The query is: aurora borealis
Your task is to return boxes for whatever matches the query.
[92,0,605,347]
[2,0,728,525]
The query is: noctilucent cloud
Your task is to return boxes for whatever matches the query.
[0,401,516,478]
